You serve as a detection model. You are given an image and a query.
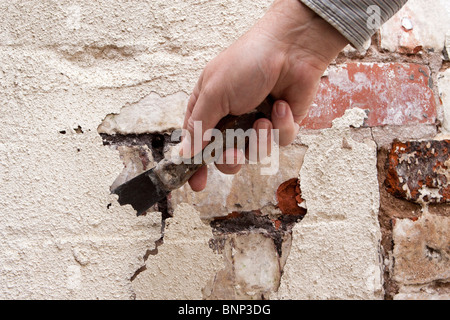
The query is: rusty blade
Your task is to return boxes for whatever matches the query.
[112,168,170,216]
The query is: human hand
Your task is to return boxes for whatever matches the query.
[181,0,349,191]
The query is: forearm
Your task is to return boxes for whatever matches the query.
[299,0,408,50]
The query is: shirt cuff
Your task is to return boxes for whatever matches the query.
[299,0,408,51]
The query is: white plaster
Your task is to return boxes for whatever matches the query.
[0,0,272,299]
[401,17,413,31]
[131,204,223,299]
[380,0,450,52]
[97,92,189,135]
[0,128,163,299]
[277,109,383,299]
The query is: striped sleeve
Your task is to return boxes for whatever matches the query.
[300,0,408,50]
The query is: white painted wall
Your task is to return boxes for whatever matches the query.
[1,0,446,300]
[0,0,271,299]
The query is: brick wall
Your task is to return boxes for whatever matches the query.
[123,1,450,299]
[0,0,448,300]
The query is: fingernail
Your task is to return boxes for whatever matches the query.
[256,120,271,131]
[275,101,287,118]
[256,121,272,140]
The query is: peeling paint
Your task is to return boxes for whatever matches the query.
[301,63,436,129]
[385,139,450,206]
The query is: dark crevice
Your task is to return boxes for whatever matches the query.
[99,132,177,220]
[210,211,305,257]
[99,132,175,163]
[100,132,178,283]
[130,264,147,282]
[74,125,84,134]
[130,236,165,282]
[150,133,168,162]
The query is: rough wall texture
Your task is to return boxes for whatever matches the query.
[0,0,449,300]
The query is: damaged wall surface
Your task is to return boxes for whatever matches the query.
[0,0,449,300]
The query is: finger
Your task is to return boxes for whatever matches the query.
[215,148,244,175]
[285,79,320,125]
[182,92,198,133]
[183,73,203,131]
[180,89,228,159]
[271,100,300,146]
[188,165,208,192]
[179,92,198,158]
[246,118,272,163]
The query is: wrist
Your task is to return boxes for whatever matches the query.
[259,0,349,71]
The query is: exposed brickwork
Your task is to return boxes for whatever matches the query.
[378,141,450,299]
[385,140,450,204]
[393,213,450,288]
[377,148,420,299]
[276,178,307,216]
[208,210,304,299]
[300,63,436,130]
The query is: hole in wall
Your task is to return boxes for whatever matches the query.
[74,125,84,134]
[210,209,306,258]
[99,132,177,219]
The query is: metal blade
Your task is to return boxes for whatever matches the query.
[112,168,170,216]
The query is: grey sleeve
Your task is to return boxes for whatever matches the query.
[300,0,408,50]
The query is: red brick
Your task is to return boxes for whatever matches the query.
[300,63,436,130]
[276,178,306,216]
[385,140,450,204]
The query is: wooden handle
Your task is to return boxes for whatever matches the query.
[153,96,274,191]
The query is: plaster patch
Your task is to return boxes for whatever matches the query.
[171,143,307,219]
[0,130,163,299]
[205,232,282,299]
[131,204,223,299]
[278,108,382,299]
[98,91,188,135]
[331,107,368,129]
[380,0,450,53]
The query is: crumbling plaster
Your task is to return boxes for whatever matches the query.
[380,0,450,54]
[0,0,271,299]
[1,0,447,300]
[277,109,383,299]
[131,204,223,300]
